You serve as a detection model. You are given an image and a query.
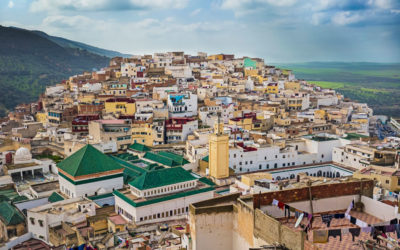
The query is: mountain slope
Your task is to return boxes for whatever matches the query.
[0,26,110,117]
[32,30,131,58]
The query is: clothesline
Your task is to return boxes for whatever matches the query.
[270,199,400,244]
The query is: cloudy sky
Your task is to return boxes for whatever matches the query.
[1,0,399,62]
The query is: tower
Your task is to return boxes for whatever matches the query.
[209,114,229,179]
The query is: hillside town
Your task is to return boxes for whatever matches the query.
[0,52,399,250]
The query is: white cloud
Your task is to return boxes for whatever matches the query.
[8,0,14,8]
[30,0,188,12]
[190,8,201,16]
[220,0,297,13]
[368,0,392,9]
[331,11,364,26]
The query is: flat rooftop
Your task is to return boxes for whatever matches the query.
[30,181,59,193]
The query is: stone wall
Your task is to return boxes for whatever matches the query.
[254,209,304,250]
[253,179,374,208]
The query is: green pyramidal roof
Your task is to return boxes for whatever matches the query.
[129,167,197,190]
[57,144,123,177]
[0,201,25,226]
[129,143,151,152]
[48,192,65,203]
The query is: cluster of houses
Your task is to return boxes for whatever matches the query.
[0,52,399,249]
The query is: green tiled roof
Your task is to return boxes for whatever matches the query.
[0,189,20,201]
[57,144,123,177]
[110,156,147,184]
[158,151,190,165]
[143,152,179,167]
[344,133,369,140]
[115,153,139,162]
[129,143,151,152]
[129,167,197,190]
[114,186,214,207]
[48,192,64,203]
[201,155,209,162]
[0,202,25,226]
[199,177,216,186]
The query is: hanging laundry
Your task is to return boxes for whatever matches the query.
[334,213,345,219]
[278,201,285,210]
[321,214,333,227]
[385,224,396,233]
[395,224,400,238]
[313,230,329,243]
[272,199,279,206]
[350,216,357,225]
[349,228,360,241]
[328,229,342,241]
[345,200,354,215]
[284,205,290,218]
[289,207,296,213]
[390,218,398,225]
[361,227,372,233]
[355,219,368,228]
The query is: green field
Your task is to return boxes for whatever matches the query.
[276,62,400,117]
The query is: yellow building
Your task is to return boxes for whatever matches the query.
[35,112,47,124]
[241,173,272,186]
[78,93,96,104]
[284,81,300,91]
[267,83,279,94]
[131,122,154,146]
[108,215,127,233]
[244,69,258,77]
[104,98,136,115]
[353,166,400,192]
[314,109,327,120]
[209,122,229,179]
[228,117,253,131]
[207,54,224,61]
[274,112,291,126]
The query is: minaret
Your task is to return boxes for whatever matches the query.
[209,113,229,179]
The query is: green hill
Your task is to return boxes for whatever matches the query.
[276,62,400,117]
[31,30,131,58]
[0,26,112,117]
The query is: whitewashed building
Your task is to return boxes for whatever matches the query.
[113,167,214,224]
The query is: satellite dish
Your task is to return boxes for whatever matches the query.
[295,213,304,228]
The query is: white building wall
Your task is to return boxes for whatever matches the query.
[115,190,214,223]
[59,175,123,198]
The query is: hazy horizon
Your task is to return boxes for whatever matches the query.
[1,0,400,63]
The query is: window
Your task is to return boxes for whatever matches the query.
[274,163,277,169]
[30,218,35,225]
[259,164,262,170]
[250,161,253,164]
[386,180,390,184]
[39,220,44,227]
[283,163,286,167]
[266,164,269,169]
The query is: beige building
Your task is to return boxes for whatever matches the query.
[89,119,132,150]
